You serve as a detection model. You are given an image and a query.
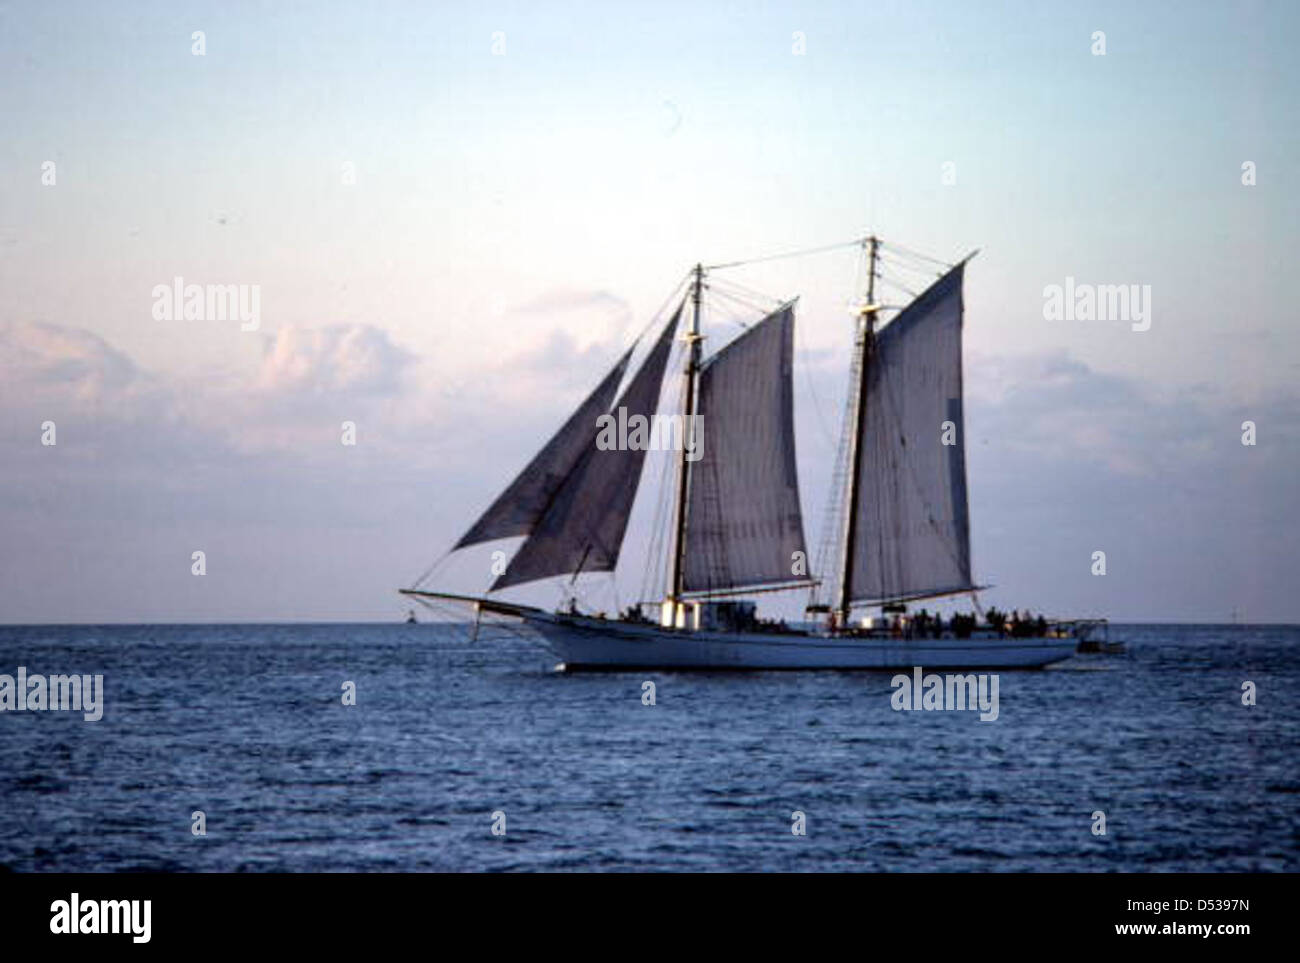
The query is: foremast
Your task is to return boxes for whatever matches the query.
[836,236,879,629]
[665,263,704,624]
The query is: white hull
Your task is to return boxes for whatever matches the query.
[523,612,1077,670]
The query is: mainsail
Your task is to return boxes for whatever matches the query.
[847,263,974,605]
[454,346,635,550]
[490,306,681,591]
[681,304,809,595]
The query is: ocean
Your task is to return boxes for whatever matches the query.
[0,622,1295,872]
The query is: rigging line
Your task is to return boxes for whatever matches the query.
[877,267,944,295]
[706,292,772,323]
[569,573,610,617]
[644,448,674,605]
[875,253,947,286]
[810,244,862,612]
[712,274,780,300]
[657,390,683,599]
[852,241,865,309]
[809,317,860,612]
[877,248,943,273]
[795,305,839,450]
[705,284,784,322]
[617,274,691,375]
[705,281,765,309]
[705,236,867,271]
[410,548,453,592]
[880,240,954,269]
[650,410,681,597]
[640,368,684,605]
[875,274,920,300]
[706,286,773,325]
[706,273,786,307]
[875,249,933,271]
[646,270,694,330]
[617,347,684,614]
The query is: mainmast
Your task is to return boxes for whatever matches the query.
[666,263,705,616]
[836,235,879,628]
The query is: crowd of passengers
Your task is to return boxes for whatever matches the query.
[898,607,1049,639]
[609,604,1049,638]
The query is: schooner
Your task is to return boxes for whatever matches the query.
[402,236,1078,669]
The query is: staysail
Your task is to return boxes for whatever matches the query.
[454,345,635,550]
[847,263,974,605]
[490,306,682,591]
[681,304,809,595]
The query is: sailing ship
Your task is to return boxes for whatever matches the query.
[402,236,1079,669]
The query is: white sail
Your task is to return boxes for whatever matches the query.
[848,264,974,605]
[682,305,809,595]
[491,307,681,591]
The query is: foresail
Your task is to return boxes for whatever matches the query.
[681,305,809,595]
[453,344,634,550]
[491,306,681,591]
[849,264,974,605]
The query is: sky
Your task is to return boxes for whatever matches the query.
[1,0,1297,623]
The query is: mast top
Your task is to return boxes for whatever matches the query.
[683,263,705,342]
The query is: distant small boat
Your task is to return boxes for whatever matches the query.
[405,609,417,624]
[1071,619,1125,654]
[404,235,1085,669]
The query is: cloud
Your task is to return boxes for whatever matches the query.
[0,319,425,462]
[255,324,415,397]
[432,289,649,451]
[950,350,1300,619]
[503,288,633,358]
[2,317,1297,621]
[0,320,146,405]
[967,349,1237,478]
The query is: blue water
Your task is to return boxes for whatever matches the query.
[0,623,1295,871]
